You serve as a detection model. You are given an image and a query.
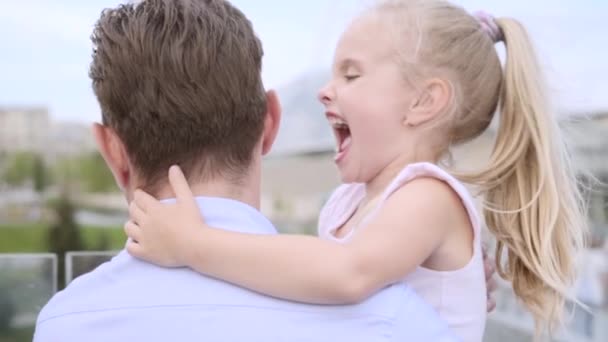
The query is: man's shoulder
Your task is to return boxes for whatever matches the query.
[34,260,455,341]
[36,252,123,325]
[35,259,418,321]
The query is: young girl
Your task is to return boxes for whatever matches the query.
[125,0,586,340]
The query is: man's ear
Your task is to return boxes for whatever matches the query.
[261,90,282,156]
[404,78,453,127]
[92,123,132,191]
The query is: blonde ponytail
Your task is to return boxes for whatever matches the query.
[461,18,588,334]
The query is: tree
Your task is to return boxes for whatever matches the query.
[47,191,85,290]
[76,152,115,193]
[52,152,116,193]
[32,154,49,193]
[0,281,16,332]
[1,152,50,192]
[3,152,36,186]
[96,232,111,251]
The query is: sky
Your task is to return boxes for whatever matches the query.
[0,0,606,123]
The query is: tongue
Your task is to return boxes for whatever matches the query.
[335,135,352,162]
[340,135,352,151]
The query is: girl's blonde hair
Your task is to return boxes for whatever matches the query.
[372,0,588,335]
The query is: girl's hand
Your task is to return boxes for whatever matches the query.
[124,165,206,268]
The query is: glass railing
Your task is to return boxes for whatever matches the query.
[64,251,118,285]
[0,254,57,341]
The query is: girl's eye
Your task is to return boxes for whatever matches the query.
[345,75,360,81]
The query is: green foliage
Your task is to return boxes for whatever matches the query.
[47,194,85,253]
[4,153,35,186]
[53,153,116,193]
[46,193,84,289]
[32,155,49,193]
[75,153,116,193]
[0,282,16,333]
[2,152,50,192]
[0,326,33,342]
[3,151,115,193]
[0,224,124,253]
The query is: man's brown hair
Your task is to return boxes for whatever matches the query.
[90,0,266,190]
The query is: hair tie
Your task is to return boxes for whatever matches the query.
[474,11,504,43]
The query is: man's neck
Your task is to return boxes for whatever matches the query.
[152,167,261,210]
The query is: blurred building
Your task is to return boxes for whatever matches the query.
[0,107,50,153]
[48,121,96,157]
[565,112,608,238]
[261,150,339,233]
[566,112,608,176]
[0,107,96,158]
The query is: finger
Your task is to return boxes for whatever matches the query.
[487,278,498,293]
[168,165,198,209]
[487,298,497,313]
[133,189,160,213]
[129,201,147,225]
[124,220,143,243]
[126,240,145,259]
[484,259,496,280]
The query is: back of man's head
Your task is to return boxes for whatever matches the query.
[90,0,266,191]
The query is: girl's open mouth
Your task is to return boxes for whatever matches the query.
[328,115,352,163]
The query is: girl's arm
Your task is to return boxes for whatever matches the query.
[125,166,453,304]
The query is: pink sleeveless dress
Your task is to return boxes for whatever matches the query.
[318,162,487,342]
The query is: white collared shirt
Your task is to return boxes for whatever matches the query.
[34,197,458,342]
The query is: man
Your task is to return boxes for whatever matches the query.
[34,0,488,340]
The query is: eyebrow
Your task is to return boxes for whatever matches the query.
[337,58,363,72]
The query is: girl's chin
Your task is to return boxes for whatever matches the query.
[337,168,359,185]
